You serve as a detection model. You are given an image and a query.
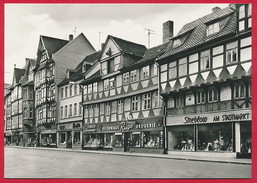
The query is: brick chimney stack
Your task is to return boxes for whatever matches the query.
[69,34,73,41]
[163,20,174,44]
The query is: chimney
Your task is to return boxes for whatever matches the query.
[212,7,221,13]
[163,20,174,44]
[101,43,105,51]
[14,64,16,68]
[69,34,73,41]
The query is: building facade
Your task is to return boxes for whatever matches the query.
[157,4,251,156]
[80,35,169,153]
[57,51,100,150]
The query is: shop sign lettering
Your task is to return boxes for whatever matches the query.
[184,116,208,124]
[84,125,96,132]
[135,122,158,129]
[220,113,250,122]
[120,122,135,131]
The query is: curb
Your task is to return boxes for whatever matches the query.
[5,146,252,165]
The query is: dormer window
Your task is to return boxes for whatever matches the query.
[207,22,220,36]
[173,39,182,47]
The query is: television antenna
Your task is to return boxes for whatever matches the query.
[144,28,155,48]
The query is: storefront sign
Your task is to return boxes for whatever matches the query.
[135,122,160,129]
[101,121,136,132]
[84,125,97,132]
[167,109,252,126]
[73,123,81,128]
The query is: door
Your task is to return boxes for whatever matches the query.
[124,132,131,152]
[66,131,72,148]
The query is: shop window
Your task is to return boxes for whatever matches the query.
[104,134,114,148]
[142,65,150,80]
[104,79,109,90]
[178,57,187,77]
[132,96,139,111]
[169,61,177,79]
[200,50,210,71]
[240,122,251,153]
[207,22,220,36]
[109,78,115,89]
[234,83,245,99]
[168,125,194,151]
[118,100,123,114]
[143,93,151,110]
[113,133,123,147]
[197,90,205,104]
[143,131,162,148]
[84,134,104,147]
[105,102,111,115]
[208,88,218,102]
[226,41,238,64]
[130,70,138,83]
[197,123,233,152]
[176,95,184,108]
[131,132,141,147]
[73,132,81,145]
[123,72,130,85]
[59,133,66,144]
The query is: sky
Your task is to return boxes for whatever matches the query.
[4,3,229,84]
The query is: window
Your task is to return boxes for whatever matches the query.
[65,105,68,117]
[197,90,205,104]
[114,57,121,71]
[74,103,77,116]
[93,82,98,93]
[143,93,151,110]
[154,91,162,108]
[104,79,109,90]
[69,104,72,116]
[207,22,220,36]
[70,84,73,96]
[200,50,210,70]
[173,38,182,47]
[118,100,123,114]
[88,84,92,94]
[240,36,251,62]
[239,4,252,31]
[142,66,150,80]
[178,57,187,77]
[108,59,115,73]
[123,72,130,85]
[65,87,68,98]
[160,64,168,82]
[61,106,63,118]
[105,102,111,115]
[109,78,115,89]
[131,70,138,83]
[239,5,245,19]
[61,88,64,98]
[208,88,218,102]
[101,62,107,75]
[94,104,99,117]
[234,83,245,99]
[84,85,88,95]
[29,108,33,118]
[74,84,78,95]
[212,45,224,68]
[176,95,184,108]
[188,53,199,74]
[226,41,238,64]
[132,96,139,111]
[153,64,158,76]
[168,62,177,79]
[79,102,82,115]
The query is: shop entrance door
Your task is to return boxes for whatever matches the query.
[66,131,72,148]
[124,132,131,152]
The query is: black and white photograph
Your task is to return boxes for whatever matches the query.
[4,3,252,179]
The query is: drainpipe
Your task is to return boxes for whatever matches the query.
[156,62,168,154]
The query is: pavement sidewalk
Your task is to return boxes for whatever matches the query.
[5,146,251,165]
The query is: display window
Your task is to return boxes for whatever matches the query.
[104,133,114,147]
[113,133,123,147]
[59,132,66,145]
[84,134,104,147]
[197,123,233,152]
[240,122,251,153]
[131,132,141,147]
[143,131,161,148]
[168,125,194,151]
[41,133,56,146]
[73,132,81,145]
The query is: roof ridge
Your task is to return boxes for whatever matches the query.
[110,35,146,47]
[41,35,69,42]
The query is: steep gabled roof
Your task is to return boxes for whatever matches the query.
[79,70,101,85]
[41,35,69,58]
[12,68,25,86]
[83,51,101,63]
[159,6,236,60]
[110,35,147,57]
